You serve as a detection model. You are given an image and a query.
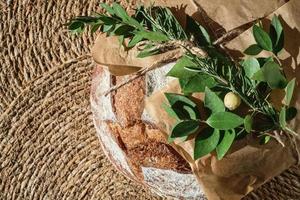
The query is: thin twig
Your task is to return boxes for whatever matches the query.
[285,127,299,137]
[137,40,208,57]
[102,56,181,96]
[265,131,285,147]
[212,29,244,46]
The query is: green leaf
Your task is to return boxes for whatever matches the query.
[253,61,287,89]
[102,24,114,32]
[206,112,244,130]
[257,57,274,67]
[204,87,225,113]
[162,103,179,120]
[137,48,160,58]
[181,74,217,93]
[167,135,188,143]
[186,16,211,46]
[194,128,220,160]
[184,66,203,73]
[270,15,284,54]
[138,31,169,42]
[164,100,198,120]
[127,18,144,30]
[168,135,176,143]
[199,25,211,45]
[271,16,283,43]
[286,107,297,121]
[74,16,99,23]
[167,56,197,79]
[242,58,260,80]
[253,25,273,51]
[142,43,154,50]
[183,105,197,120]
[263,61,287,89]
[137,31,168,58]
[164,93,200,120]
[171,120,199,138]
[91,23,101,33]
[98,15,116,25]
[114,24,134,35]
[165,93,196,107]
[68,21,84,31]
[112,3,130,21]
[128,34,144,48]
[279,107,287,128]
[244,44,263,55]
[100,3,115,15]
[252,69,265,82]
[216,129,236,160]
[284,78,296,106]
[273,32,284,55]
[244,115,253,133]
[260,135,271,144]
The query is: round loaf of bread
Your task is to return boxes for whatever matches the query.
[91,63,206,199]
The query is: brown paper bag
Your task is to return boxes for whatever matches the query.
[91,34,183,76]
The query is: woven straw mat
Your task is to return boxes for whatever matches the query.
[0,0,299,199]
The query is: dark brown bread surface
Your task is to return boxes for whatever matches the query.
[111,75,146,127]
[106,121,191,180]
[109,72,192,175]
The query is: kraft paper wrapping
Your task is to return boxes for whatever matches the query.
[92,0,288,75]
[226,0,300,135]
[145,80,296,200]
[91,34,184,76]
[140,0,289,33]
[91,1,300,199]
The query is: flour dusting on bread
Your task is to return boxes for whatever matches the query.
[142,167,205,200]
[142,62,176,123]
[91,68,116,121]
[94,119,134,177]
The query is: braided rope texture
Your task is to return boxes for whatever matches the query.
[0,0,160,199]
[0,0,299,199]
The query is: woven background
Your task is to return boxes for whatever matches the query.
[0,0,299,199]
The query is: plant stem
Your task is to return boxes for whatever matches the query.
[285,127,299,136]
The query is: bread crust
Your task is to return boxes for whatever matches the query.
[91,65,205,199]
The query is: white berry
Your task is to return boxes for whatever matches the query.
[224,92,241,111]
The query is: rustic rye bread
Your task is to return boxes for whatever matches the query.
[91,65,206,199]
